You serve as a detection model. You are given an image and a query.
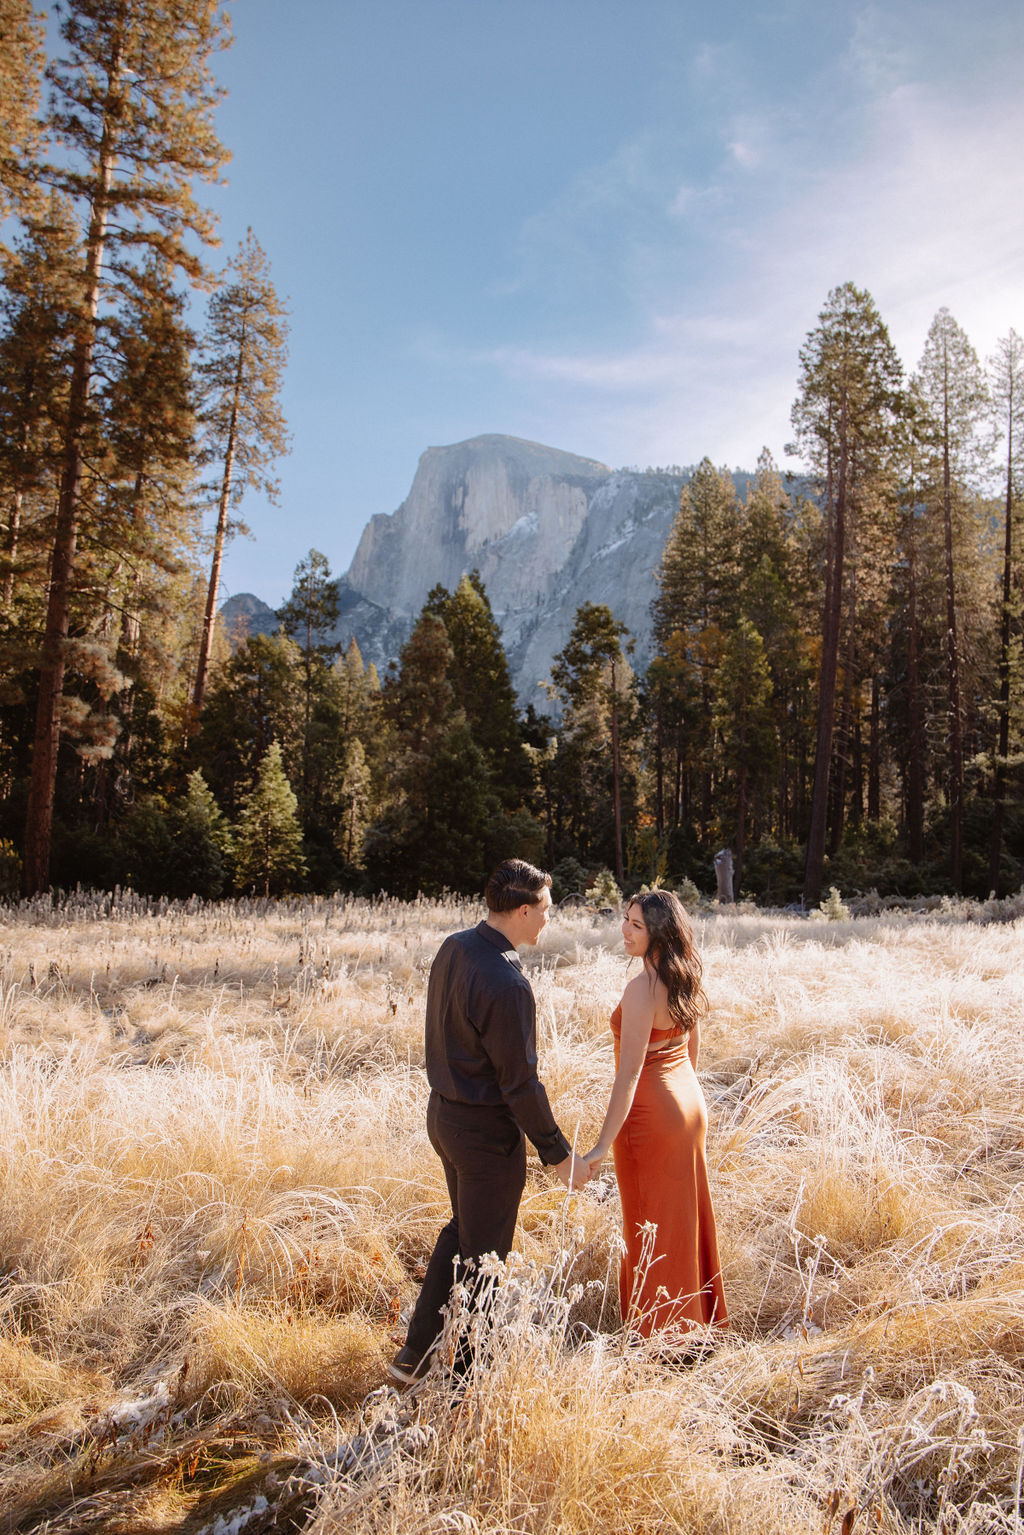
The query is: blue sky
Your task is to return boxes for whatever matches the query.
[205,0,1024,607]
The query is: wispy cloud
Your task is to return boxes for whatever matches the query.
[466,1,1024,470]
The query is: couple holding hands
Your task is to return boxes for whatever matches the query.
[388,858,727,1388]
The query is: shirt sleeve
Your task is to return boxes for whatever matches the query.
[476,976,573,1165]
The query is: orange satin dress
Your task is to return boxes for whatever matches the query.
[610,1004,727,1338]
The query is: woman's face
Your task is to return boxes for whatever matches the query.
[621,902,650,959]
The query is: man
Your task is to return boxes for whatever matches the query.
[389,857,589,1386]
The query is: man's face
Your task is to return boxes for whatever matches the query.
[519,886,552,946]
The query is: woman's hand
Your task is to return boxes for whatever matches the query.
[581,1143,607,1173]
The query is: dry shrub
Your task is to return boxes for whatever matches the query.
[190,1301,383,1409]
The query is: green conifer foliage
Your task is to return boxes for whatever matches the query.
[0,200,79,626]
[915,309,991,892]
[987,330,1024,891]
[277,548,340,812]
[652,459,742,838]
[425,572,526,796]
[790,283,903,906]
[162,769,232,898]
[363,610,495,896]
[550,603,635,881]
[0,0,45,226]
[233,741,306,898]
[712,619,777,893]
[195,632,305,819]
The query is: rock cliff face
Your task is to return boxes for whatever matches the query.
[342,434,685,708]
[223,434,703,709]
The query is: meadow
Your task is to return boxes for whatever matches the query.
[0,889,1022,1534]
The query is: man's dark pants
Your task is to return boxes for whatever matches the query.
[403,1090,527,1364]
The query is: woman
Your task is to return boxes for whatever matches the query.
[582,890,727,1339]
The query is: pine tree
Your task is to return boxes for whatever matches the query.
[233,740,306,897]
[195,631,305,819]
[711,619,776,893]
[889,396,931,865]
[915,309,990,891]
[164,768,232,898]
[0,198,79,621]
[191,229,289,725]
[22,0,231,894]
[425,572,526,800]
[652,459,741,647]
[791,283,903,905]
[87,256,199,819]
[551,603,634,882]
[987,329,1024,891]
[737,448,817,840]
[276,548,340,810]
[364,610,494,896]
[652,458,741,836]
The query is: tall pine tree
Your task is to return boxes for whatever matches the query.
[914,309,989,892]
[191,229,289,725]
[790,283,902,905]
[22,0,230,894]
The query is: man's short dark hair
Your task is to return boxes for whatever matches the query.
[484,858,552,912]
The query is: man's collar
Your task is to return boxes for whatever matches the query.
[476,919,522,964]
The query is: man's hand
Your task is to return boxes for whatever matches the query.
[553,1152,590,1191]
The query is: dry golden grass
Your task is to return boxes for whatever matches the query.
[0,890,1022,1532]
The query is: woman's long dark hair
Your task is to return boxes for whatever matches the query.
[627,890,707,1033]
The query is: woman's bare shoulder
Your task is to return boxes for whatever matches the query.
[620,968,665,1014]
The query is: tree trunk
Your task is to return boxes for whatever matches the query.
[610,667,624,884]
[804,422,847,906]
[904,499,925,864]
[653,695,665,841]
[988,442,1015,894]
[734,762,747,896]
[191,354,242,731]
[2,489,23,613]
[23,41,123,894]
[941,393,964,892]
[868,672,881,822]
[850,696,864,827]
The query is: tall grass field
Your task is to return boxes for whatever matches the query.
[0,890,1022,1533]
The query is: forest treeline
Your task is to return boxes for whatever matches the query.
[1,3,1021,905]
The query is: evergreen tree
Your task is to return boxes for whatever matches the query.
[191,229,290,724]
[89,256,198,821]
[22,0,231,894]
[233,740,306,897]
[425,571,526,800]
[195,631,305,818]
[164,768,232,898]
[790,282,903,905]
[364,609,496,896]
[711,619,777,893]
[652,458,741,837]
[276,547,340,811]
[915,309,990,891]
[886,390,936,867]
[987,330,1024,891]
[319,639,383,873]
[551,603,634,881]
[736,449,817,840]
[0,198,78,621]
